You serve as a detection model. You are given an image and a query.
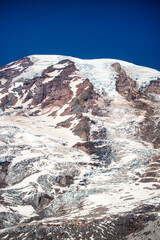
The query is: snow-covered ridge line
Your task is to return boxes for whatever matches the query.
[28,54,159,72]
[3,54,159,95]
[11,54,159,91]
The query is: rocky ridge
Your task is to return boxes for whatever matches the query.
[0,55,160,239]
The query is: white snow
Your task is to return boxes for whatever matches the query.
[11,205,36,217]
[0,92,8,99]
[43,69,62,83]
[69,77,84,100]
[0,205,8,213]
[56,103,69,116]
[54,62,69,69]
[0,78,7,85]
[84,180,159,215]
[12,55,64,82]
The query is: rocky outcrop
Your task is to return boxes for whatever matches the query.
[0,93,18,111]
[0,57,34,111]
[56,175,74,187]
[112,62,160,101]
[0,59,75,112]
[0,57,33,81]
[74,141,112,164]
[30,60,75,108]
[62,78,99,116]
[112,62,139,100]
[73,116,91,141]
[0,161,10,188]
[38,194,54,209]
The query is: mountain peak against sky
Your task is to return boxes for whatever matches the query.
[0,55,160,239]
[4,54,160,93]
[1,0,160,70]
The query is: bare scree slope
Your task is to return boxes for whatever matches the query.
[0,55,160,239]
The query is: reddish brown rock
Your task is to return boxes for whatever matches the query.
[56,117,73,128]
[0,57,33,81]
[112,62,160,101]
[27,60,84,112]
[56,175,74,187]
[112,62,139,101]
[74,140,112,164]
[0,93,18,110]
[39,194,54,209]
[73,116,91,141]
[144,78,160,96]
[61,78,99,117]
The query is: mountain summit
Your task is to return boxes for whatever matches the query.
[0,55,160,239]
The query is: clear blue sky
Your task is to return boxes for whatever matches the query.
[1,0,160,70]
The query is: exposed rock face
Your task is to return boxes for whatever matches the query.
[0,161,10,188]
[0,57,33,81]
[112,62,139,101]
[112,62,160,149]
[74,141,112,164]
[0,55,160,239]
[39,194,54,209]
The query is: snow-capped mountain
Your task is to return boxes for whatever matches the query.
[0,55,160,239]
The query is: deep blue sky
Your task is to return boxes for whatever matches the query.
[1,0,160,70]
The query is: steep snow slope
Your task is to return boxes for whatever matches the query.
[0,55,159,239]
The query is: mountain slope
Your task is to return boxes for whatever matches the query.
[0,55,160,240]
